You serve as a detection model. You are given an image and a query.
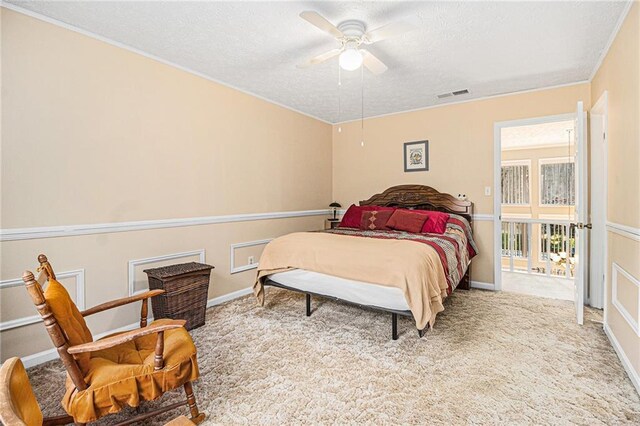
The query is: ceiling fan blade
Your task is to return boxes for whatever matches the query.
[362,50,388,75]
[297,48,342,68]
[300,11,343,39]
[364,16,420,44]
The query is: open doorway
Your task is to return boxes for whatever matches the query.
[497,116,577,301]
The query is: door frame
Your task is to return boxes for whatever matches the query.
[493,112,577,291]
[590,91,608,311]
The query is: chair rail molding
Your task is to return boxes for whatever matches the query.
[230,239,272,274]
[611,262,640,337]
[0,209,330,242]
[0,269,85,331]
[606,221,640,242]
[128,250,206,296]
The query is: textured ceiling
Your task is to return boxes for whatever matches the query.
[502,120,575,150]
[5,1,629,123]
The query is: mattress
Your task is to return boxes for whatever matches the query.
[268,268,410,312]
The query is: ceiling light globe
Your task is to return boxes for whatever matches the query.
[339,49,363,71]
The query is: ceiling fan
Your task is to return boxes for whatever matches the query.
[298,11,419,74]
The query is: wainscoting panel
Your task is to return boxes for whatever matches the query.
[0,269,85,331]
[611,262,640,337]
[230,239,272,274]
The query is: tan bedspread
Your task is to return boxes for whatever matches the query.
[254,231,449,330]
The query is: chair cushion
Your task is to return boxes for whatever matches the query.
[0,357,43,426]
[44,279,93,372]
[61,319,199,423]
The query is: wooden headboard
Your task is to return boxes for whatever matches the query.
[359,185,473,223]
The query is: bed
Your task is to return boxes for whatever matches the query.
[254,185,476,339]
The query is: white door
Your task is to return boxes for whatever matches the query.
[588,92,607,310]
[573,101,588,325]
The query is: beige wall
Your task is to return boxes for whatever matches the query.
[0,9,332,360]
[591,3,640,384]
[333,83,590,284]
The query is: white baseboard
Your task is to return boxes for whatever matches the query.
[604,323,640,395]
[207,287,253,308]
[21,348,59,369]
[471,281,495,291]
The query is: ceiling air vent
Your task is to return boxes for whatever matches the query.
[437,89,469,99]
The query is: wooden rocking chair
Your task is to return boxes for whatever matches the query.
[21,255,206,425]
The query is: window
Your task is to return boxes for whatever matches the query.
[539,158,575,206]
[501,161,530,205]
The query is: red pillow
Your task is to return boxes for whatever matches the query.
[419,210,451,234]
[360,210,394,230]
[386,209,429,233]
[339,204,395,228]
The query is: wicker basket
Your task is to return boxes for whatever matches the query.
[143,262,214,330]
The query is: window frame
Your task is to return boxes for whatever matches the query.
[500,159,532,207]
[538,156,575,207]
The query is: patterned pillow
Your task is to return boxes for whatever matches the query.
[386,209,429,233]
[339,204,395,228]
[360,210,394,230]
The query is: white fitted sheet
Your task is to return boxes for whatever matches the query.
[268,269,410,312]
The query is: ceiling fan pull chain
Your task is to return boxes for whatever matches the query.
[361,65,365,147]
[338,64,342,132]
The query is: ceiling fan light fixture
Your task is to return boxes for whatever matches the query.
[339,48,363,71]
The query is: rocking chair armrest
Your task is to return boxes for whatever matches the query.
[80,289,165,317]
[67,319,186,354]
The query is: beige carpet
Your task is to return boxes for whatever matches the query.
[28,288,640,425]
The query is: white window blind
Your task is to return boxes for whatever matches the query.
[540,161,575,206]
[501,164,530,205]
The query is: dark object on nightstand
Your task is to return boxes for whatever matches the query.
[144,262,214,330]
[326,219,340,229]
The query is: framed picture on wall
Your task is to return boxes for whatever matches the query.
[404,140,429,172]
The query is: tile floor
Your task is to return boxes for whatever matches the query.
[502,271,574,301]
